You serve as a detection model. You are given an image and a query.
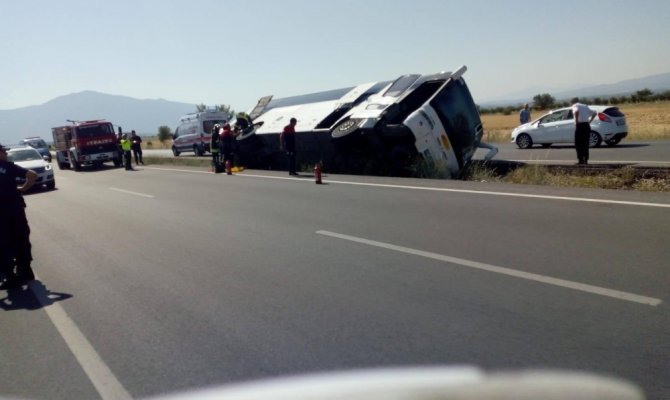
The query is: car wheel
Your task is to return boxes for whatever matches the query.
[541,143,552,148]
[172,146,180,157]
[46,180,56,190]
[331,118,361,139]
[589,131,602,148]
[194,145,203,156]
[515,133,533,149]
[605,138,621,146]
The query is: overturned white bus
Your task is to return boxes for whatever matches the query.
[233,66,497,177]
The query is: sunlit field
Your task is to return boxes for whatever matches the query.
[480,100,670,143]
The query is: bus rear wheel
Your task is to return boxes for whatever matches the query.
[331,118,360,139]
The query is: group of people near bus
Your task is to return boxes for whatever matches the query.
[209,112,298,176]
[210,122,237,172]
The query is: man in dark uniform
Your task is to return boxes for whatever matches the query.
[0,143,37,289]
[280,117,298,175]
[130,130,144,165]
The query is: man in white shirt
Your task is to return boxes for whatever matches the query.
[571,97,596,165]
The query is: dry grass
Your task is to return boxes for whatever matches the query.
[486,164,670,192]
[142,136,172,149]
[480,100,670,143]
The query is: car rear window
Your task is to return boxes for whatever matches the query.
[603,107,625,117]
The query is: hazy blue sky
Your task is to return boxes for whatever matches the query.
[1,0,668,111]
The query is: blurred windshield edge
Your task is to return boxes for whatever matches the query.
[152,367,645,400]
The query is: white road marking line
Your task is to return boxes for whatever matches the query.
[109,187,155,198]
[316,180,670,208]
[313,179,670,208]
[316,230,662,307]
[144,167,211,174]
[28,280,132,400]
[144,167,670,208]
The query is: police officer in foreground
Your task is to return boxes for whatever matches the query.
[0,143,37,289]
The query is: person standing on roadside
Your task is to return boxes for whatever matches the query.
[130,130,144,165]
[220,123,235,167]
[120,134,133,170]
[210,124,222,172]
[519,103,531,124]
[0,143,37,290]
[571,97,596,165]
[280,117,298,175]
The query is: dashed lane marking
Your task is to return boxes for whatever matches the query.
[316,230,663,307]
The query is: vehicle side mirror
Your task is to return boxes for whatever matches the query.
[43,155,50,162]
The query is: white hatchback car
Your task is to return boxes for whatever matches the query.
[511,105,628,149]
[7,146,56,190]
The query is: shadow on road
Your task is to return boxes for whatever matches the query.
[0,280,72,311]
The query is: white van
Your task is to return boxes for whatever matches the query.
[172,110,230,156]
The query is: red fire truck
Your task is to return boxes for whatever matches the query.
[52,120,122,170]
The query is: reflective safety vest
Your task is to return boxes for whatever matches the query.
[120,139,131,151]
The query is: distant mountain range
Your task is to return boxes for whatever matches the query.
[2,71,669,145]
[0,91,195,145]
[479,72,670,107]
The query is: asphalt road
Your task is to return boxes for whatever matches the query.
[474,140,670,166]
[1,166,669,399]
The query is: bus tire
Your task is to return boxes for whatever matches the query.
[331,118,360,139]
[237,122,262,141]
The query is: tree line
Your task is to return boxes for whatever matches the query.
[479,88,670,115]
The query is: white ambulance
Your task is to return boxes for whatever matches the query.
[172,110,230,156]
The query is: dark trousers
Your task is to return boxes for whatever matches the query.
[222,144,233,165]
[212,151,221,166]
[124,150,132,170]
[132,148,143,164]
[0,206,33,280]
[287,151,296,174]
[575,122,591,164]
